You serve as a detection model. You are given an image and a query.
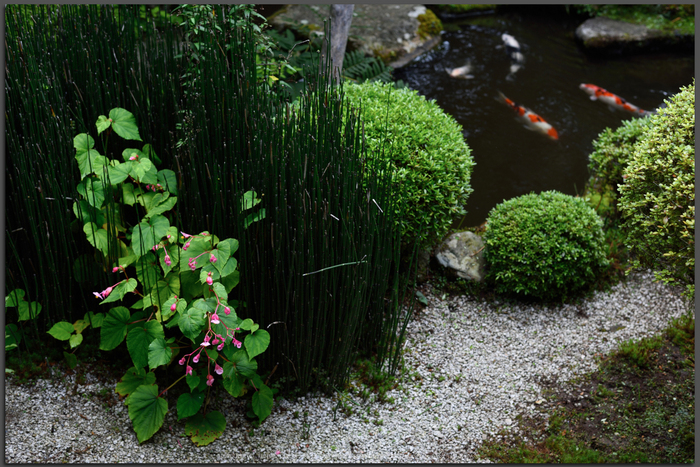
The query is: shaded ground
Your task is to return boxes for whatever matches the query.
[478,311,695,463]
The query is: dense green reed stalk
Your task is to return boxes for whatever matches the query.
[5,5,183,332]
[175,11,408,392]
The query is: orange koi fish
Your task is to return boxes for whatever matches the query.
[579,83,652,116]
[496,91,559,140]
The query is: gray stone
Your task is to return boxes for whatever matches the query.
[575,17,693,54]
[268,4,442,68]
[435,231,485,282]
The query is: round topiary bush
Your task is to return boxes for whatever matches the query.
[585,115,653,222]
[618,81,695,300]
[342,80,475,249]
[484,190,609,301]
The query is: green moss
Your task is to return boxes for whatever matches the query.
[618,80,695,300]
[433,5,497,14]
[571,5,695,36]
[416,9,443,40]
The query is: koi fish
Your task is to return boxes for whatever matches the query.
[501,33,524,80]
[579,83,652,116]
[445,60,474,79]
[496,91,559,140]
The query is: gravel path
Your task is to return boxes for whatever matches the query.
[4,270,691,463]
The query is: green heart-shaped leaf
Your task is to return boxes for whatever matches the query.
[178,307,206,340]
[185,411,226,447]
[222,369,245,397]
[69,333,83,349]
[5,289,25,307]
[47,321,74,341]
[244,329,270,360]
[131,214,170,256]
[148,337,172,370]
[127,320,165,369]
[251,383,274,423]
[109,108,142,141]
[18,301,42,321]
[83,222,110,257]
[100,278,138,305]
[116,366,156,396]
[224,348,257,378]
[177,392,205,420]
[100,306,131,351]
[96,115,111,134]
[126,384,167,443]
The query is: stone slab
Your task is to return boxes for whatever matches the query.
[268,4,442,68]
[575,17,693,54]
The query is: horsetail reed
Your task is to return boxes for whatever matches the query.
[5,5,182,332]
[175,10,413,391]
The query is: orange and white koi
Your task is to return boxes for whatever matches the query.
[579,83,652,116]
[496,91,559,140]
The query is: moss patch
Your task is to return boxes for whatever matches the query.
[416,9,443,40]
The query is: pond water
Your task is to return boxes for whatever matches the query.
[392,8,695,228]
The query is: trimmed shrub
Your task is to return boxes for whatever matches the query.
[484,190,609,301]
[585,116,653,223]
[342,80,475,249]
[618,81,695,300]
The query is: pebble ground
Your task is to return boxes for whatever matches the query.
[4,270,691,463]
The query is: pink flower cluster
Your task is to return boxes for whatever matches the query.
[93,279,125,300]
[144,183,164,192]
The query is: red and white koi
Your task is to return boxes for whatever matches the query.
[496,91,559,140]
[579,83,652,116]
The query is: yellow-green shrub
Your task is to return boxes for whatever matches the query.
[618,81,695,300]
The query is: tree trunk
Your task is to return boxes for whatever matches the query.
[325,4,354,84]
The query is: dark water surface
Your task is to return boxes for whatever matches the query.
[393,9,695,227]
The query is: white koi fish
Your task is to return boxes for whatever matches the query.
[445,60,474,79]
[501,33,524,80]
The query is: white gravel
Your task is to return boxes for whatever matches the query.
[4,270,692,463]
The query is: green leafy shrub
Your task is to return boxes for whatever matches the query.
[585,116,653,223]
[484,191,609,301]
[342,80,475,249]
[618,81,695,300]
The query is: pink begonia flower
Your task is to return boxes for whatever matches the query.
[100,286,113,299]
[186,365,193,376]
[232,337,242,349]
[129,155,138,161]
[165,254,171,266]
[179,357,186,366]
[193,353,200,363]
[181,231,192,238]
[188,258,196,271]
[210,313,220,324]
[224,306,231,315]
[210,253,217,263]
[206,374,214,386]
[215,363,224,375]
[212,338,219,345]
[112,266,120,273]
[93,291,103,299]
[200,341,210,347]
[217,342,225,351]
[206,275,213,286]
[170,302,177,312]
[183,241,191,251]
